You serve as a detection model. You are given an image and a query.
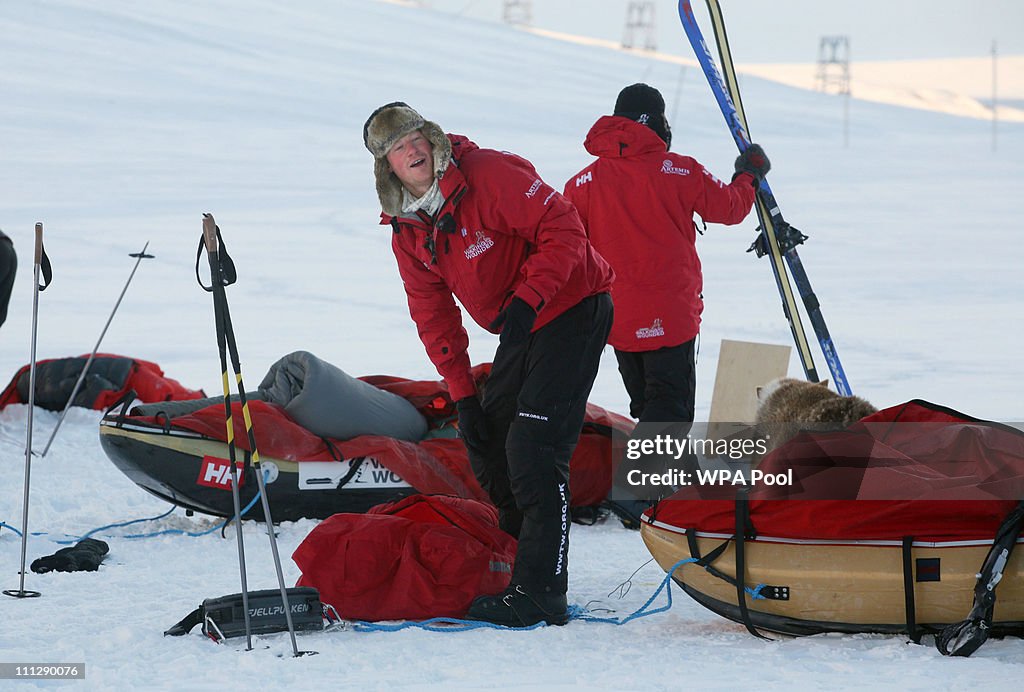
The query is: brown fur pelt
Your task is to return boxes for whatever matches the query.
[755,377,877,452]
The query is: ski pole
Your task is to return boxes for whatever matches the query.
[4,223,52,600]
[37,242,154,457]
[199,215,254,650]
[199,214,308,656]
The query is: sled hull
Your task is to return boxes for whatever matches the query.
[100,420,414,522]
[641,520,1024,636]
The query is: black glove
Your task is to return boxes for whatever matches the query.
[456,396,489,456]
[31,538,109,573]
[488,297,537,346]
[733,143,771,186]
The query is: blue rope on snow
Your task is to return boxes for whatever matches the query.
[351,557,767,633]
[0,520,24,537]
[49,507,177,544]
[1,471,268,545]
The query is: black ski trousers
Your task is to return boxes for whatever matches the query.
[614,338,697,424]
[613,340,698,503]
[468,292,612,595]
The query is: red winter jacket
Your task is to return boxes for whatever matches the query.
[564,116,756,351]
[383,134,614,401]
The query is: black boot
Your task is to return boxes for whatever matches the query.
[465,584,569,627]
[603,498,655,530]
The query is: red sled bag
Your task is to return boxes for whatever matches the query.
[293,495,516,621]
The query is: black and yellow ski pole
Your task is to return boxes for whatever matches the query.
[198,214,304,656]
[4,223,52,600]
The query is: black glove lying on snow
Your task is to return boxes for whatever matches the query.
[31,538,109,573]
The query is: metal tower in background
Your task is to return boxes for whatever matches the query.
[503,1,531,27]
[623,2,657,51]
[816,36,851,147]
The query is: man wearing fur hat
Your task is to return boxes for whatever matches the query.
[564,83,769,527]
[364,102,614,626]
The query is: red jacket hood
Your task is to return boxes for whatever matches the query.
[447,133,479,161]
[584,116,668,159]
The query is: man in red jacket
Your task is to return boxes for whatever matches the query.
[364,102,614,626]
[564,83,769,526]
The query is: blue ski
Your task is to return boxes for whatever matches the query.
[679,0,852,396]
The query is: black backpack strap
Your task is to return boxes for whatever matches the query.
[164,605,203,636]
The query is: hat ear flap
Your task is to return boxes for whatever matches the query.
[374,157,405,217]
[420,120,452,177]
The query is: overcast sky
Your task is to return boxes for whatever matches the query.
[422,0,1022,62]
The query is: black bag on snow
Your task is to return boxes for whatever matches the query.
[164,587,330,642]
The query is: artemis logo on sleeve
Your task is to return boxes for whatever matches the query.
[525,178,542,198]
[661,160,691,176]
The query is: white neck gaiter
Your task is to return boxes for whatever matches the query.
[401,179,444,217]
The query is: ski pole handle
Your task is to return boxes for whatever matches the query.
[202,213,218,254]
[34,223,43,264]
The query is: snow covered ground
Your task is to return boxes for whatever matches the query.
[1,0,1022,688]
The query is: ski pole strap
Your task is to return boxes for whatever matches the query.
[33,223,53,291]
[194,227,237,291]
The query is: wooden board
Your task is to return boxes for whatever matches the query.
[708,339,791,424]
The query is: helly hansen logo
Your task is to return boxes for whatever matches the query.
[575,171,592,187]
[661,160,691,176]
[525,178,542,198]
[198,456,245,490]
[636,318,665,339]
[464,230,495,260]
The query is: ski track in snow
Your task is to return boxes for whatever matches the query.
[1,1,1022,688]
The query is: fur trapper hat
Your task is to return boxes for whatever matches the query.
[363,101,452,216]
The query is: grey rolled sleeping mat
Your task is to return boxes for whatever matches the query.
[130,351,429,442]
[131,392,264,419]
[257,350,428,442]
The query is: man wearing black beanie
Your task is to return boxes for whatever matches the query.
[564,83,770,527]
